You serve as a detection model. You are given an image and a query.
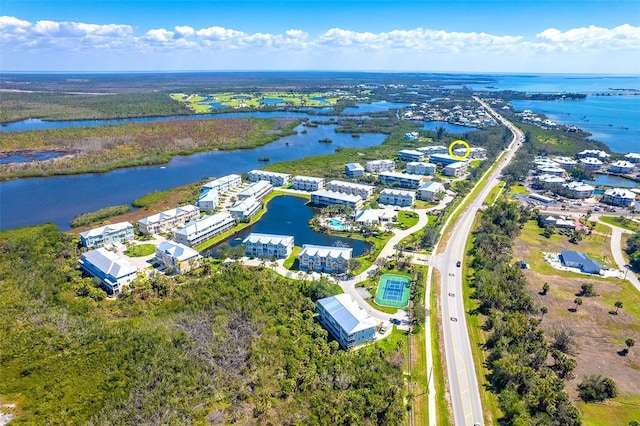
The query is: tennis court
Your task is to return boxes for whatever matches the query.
[374,274,411,308]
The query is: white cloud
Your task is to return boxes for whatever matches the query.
[536,24,640,50]
[145,28,175,43]
[175,25,195,37]
[0,16,31,28]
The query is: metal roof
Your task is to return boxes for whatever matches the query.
[317,294,376,334]
[81,248,137,278]
[157,241,199,261]
[300,244,352,260]
[243,233,294,246]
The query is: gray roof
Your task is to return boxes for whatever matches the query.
[560,250,602,272]
[80,222,132,238]
[312,189,362,203]
[81,248,137,279]
[243,233,294,246]
[300,244,352,260]
[157,241,199,261]
[345,162,364,171]
[317,294,376,333]
[419,181,444,192]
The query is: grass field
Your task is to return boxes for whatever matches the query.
[397,210,420,229]
[124,244,155,257]
[576,393,640,426]
[599,216,640,233]
[173,91,344,113]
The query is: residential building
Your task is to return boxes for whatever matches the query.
[298,244,353,274]
[354,209,380,225]
[539,215,574,228]
[579,157,604,171]
[379,188,415,207]
[291,175,325,191]
[429,153,460,166]
[535,174,567,190]
[624,152,640,163]
[202,174,242,194]
[538,166,565,177]
[174,212,235,247]
[602,188,636,207]
[609,160,635,174]
[316,294,377,349]
[230,197,261,222]
[529,193,554,204]
[403,132,419,141]
[553,157,578,170]
[443,162,468,177]
[311,190,363,210]
[80,222,134,249]
[453,147,486,159]
[560,250,602,274]
[248,170,291,187]
[406,162,436,176]
[197,189,219,212]
[137,205,200,235]
[378,171,424,189]
[243,233,294,259]
[238,180,273,201]
[326,180,375,199]
[397,149,426,162]
[417,181,444,201]
[417,145,448,155]
[344,162,365,178]
[155,241,200,274]
[562,181,595,199]
[79,248,137,295]
[576,149,610,161]
[365,159,395,173]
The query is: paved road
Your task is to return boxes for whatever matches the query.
[433,97,524,426]
[599,220,640,292]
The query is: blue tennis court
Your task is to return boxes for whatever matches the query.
[375,274,411,308]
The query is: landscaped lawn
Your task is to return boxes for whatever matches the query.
[125,243,155,257]
[599,216,640,233]
[397,210,419,229]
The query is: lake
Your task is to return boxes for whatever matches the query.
[586,174,639,188]
[421,122,480,134]
[213,195,372,257]
[0,122,386,230]
[342,101,411,114]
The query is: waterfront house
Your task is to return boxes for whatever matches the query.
[397,149,425,162]
[137,205,200,235]
[579,157,604,172]
[365,159,395,173]
[538,166,566,177]
[443,162,468,177]
[417,181,444,201]
[298,244,353,274]
[535,174,567,190]
[197,189,219,212]
[379,188,415,207]
[311,190,363,210]
[238,180,273,201]
[202,174,242,194]
[291,175,325,191]
[326,180,375,199]
[609,160,635,174]
[79,248,137,295]
[624,152,640,163]
[174,212,235,247]
[561,181,595,199]
[317,294,377,349]
[406,161,436,176]
[560,250,602,274]
[230,196,261,222]
[602,188,636,207]
[155,240,200,274]
[345,163,365,178]
[248,170,291,187]
[553,157,578,170]
[80,222,134,249]
[378,171,424,189]
[576,149,610,161]
[243,233,294,259]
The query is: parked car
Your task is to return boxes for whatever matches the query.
[456,260,461,267]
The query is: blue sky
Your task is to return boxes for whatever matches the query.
[1,0,639,73]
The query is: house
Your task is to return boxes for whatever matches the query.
[247,170,291,187]
[345,162,365,178]
[291,176,325,191]
[80,222,135,249]
[243,233,294,259]
[560,250,602,274]
[197,188,219,212]
[579,157,603,171]
[397,149,425,162]
[431,153,463,166]
[202,174,242,194]
[365,159,395,173]
[553,157,578,170]
[155,241,200,274]
[403,132,419,141]
[539,215,575,228]
[379,188,415,207]
[576,149,610,161]
[137,205,200,235]
[624,152,640,163]
[311,190,363,210]
[174,212,235,247]
[79,248,137,295]
[316,294,377,349]
[443,162,468,177]
[417,181,444,201]
[562,182,594,199]
[354,209,380,225]
[378,171,424,189]
[406,162,436,176]
[417,145,448,155]
[298,244,353,274]
[609,160,635,174]
[538,166,566,177]
[453,147,486,159]
[535,174,566,190]
[230,197,261,222]
[602,188,636,207]
[237,180,273,201]
[326,180,375,199]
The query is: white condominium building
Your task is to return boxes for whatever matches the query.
[247,170,291,187]
[174,212,235,247]
[365,159,395,173]
[291,176,325,191]
[326,180,375,199]
[137,205,200,235]
[379,188,415,207]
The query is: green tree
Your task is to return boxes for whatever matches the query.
[540,306,548,321]
[580,283,596,297]
[614,301,623,315]
[625,338,635,354]
[574,297,583,311]
[542,282,550,295]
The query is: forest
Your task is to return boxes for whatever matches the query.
[0,224,407,424]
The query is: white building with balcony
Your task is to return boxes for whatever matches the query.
[202,174,242,194]
[602,188,636,207]
[238,180,273,201]
[80,222,135,249]
[298,244,353,274]
[291,176,325,191]
[609,160,635,174]
[79,248,137,295]
[311,190,363,210]
[365,159,395,173]
[248,170,291,187]
[397,149,426,162]
[345,163,365,178]
[562,182,595,199]
[378,171,424,189]
[379,189,415,207]
[326,180,375,199]
[417,181,444,201]
[230,197,261,222]
[174,212,235,247]
[155,241,200,274]
[197,189,219,212]
[579,157,604,171]
[417,145,448,156]
[443,162,468,177]
[406,162,436,176]
[243,233,294,259]
[137,205,200,235]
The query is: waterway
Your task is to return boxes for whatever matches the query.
[421,122,479,134]
[0,122,386,230]
[586,174,639,188]
[212,195,372,257]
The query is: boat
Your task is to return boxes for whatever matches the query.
[258,157,270,162]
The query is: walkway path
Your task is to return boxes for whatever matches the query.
[598,220,640,292]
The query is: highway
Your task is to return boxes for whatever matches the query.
[434,97,524,425]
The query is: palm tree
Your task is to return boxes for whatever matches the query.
[574,297,583,311]
[626,338,635,353]
[614,301,623,315]
[542,282,550,295]
[540,306,548,321]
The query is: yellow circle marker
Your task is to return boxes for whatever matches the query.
[449,139,470,160]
